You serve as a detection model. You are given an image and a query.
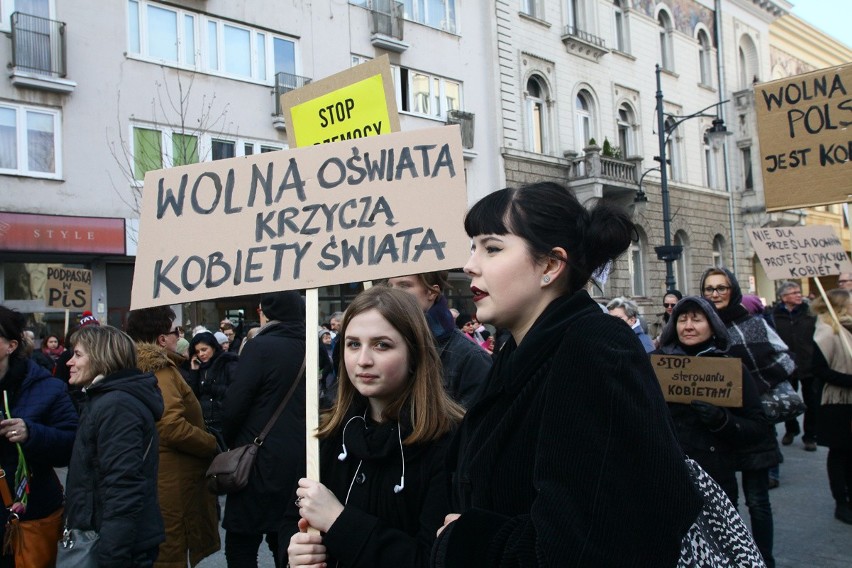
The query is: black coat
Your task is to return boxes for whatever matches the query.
[222,320,306,533]
[812,345,852,449]
[772,302,816,381]
[435,329,491,408]
[64,369,165,567]
[432,291,701,567]
[0,358,77,537]
[282,409,453,567]
[187,350,238,433]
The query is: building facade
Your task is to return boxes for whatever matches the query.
[0,0,500,335]
[490,0,801,317]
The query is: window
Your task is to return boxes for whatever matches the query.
[658,9,674,71]
[738,35,758,89]
[617,103,637,157]
[664,116,681,182]
[741,146,753,190]
[525,75,548,153]
[131,124,282,179]
[703,127,718,189]
[1,0,51,31]
[629,229,647,297]
[674,231,689,294]
[522,0,542,19]
[697,29,712,86]
[575,90,595,148]
[402,0,457,33]
[567,0,588,32]
[0,103,60,178]
[712,235,726,268]
[127,0,298,85]
[396,67,462,119]
[613,0,628,52]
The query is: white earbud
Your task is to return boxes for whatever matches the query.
[394,477,405,494]
[338,445,348,461]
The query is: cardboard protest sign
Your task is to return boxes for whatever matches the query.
[280,55,400,147]
[45,266,92,310]
[130,125,469,310]
[747,225,852,280]
[651,355,743,407]
[755,64,852,211]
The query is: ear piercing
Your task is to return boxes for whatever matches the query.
[543,275,551,284]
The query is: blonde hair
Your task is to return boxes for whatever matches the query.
[70,325,137,380]
[317,287,464,445]
[810,288,852,333]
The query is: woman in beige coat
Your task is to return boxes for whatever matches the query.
[127,307,220,566]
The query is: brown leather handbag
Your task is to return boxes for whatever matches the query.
[206,358,305,494]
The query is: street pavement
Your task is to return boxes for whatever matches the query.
[766,432,850,568]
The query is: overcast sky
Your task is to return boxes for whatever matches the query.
[789,0,851,47]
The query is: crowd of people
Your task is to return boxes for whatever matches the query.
[0,182,849,567]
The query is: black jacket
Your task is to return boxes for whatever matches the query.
[65,369,165,567]
[282,408,453,567]
[435,329,491,408]
[772,301,816,381]
[432,291,701,567]
[222,320,306,533]
[187,350,238,433]
[656,297,771,492]
[0,358,77,535]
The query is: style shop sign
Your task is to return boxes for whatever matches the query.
[130,126,470,309]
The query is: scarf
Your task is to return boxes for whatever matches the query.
[813,319,852,405]
[42,346,64,361]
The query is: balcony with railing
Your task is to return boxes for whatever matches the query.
[272,71,313,130]
[370,0,409,52]
[561,25,608,62]
[565,144,642,203]
[9,12,76,93]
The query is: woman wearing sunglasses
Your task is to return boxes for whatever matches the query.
[699,267,793,568]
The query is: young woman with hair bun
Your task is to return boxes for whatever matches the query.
[431,182,702,567]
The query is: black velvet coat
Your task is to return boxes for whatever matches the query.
[222,320,305,533]
[431,291,701,567]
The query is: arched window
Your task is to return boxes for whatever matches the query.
[738,35,759,89]
[613,0,628,52]
[575,89,595,148]
[697,29,712,86]
[674,231,690,294]
[630,228,647,297]
[658,9,674,71]
[525,75,548,153]
[664,116,681,181]
[703,127,718,189]
[617,102,637,157]
[713,235,726,267]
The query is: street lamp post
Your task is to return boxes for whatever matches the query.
[653,64,730,293]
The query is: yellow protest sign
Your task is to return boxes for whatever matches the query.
[280,55,400,147]
[651,355,743,407]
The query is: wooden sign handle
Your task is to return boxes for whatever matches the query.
[305,288,320,535]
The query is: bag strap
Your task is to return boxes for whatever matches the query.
[255,356,306,446]
[0,468,13,509]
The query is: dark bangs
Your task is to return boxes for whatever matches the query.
[464,187,516,237]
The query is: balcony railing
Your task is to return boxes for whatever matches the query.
[562,25,606,49]
[568,151,638,184]
[371,0,404,40]
[11,12,67,78]
[274,72,313,115]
